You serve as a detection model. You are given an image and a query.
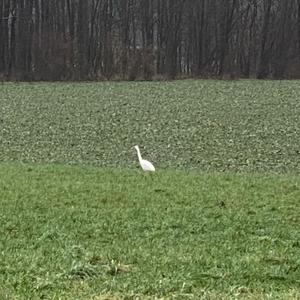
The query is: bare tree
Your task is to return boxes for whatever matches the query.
[0,0,298,80]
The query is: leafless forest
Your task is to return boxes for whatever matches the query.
[0,0,299,80]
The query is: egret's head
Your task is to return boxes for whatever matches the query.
[134,145,139,151]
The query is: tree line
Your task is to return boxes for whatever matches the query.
[0,0,299,81]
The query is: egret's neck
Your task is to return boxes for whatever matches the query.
[136,148,142,162]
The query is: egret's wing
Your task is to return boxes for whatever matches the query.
[142,159,155,171]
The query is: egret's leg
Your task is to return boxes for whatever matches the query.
[149,172,154,181]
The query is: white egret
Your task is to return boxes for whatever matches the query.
[134,145,155,172]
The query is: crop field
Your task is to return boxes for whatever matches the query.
[0,80,300,171]
[0,80,300,299]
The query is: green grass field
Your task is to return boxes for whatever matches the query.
[0,80,299,299]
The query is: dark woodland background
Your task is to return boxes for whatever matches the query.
[0,0,300,81]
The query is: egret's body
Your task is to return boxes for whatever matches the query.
[134,145,155,172]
